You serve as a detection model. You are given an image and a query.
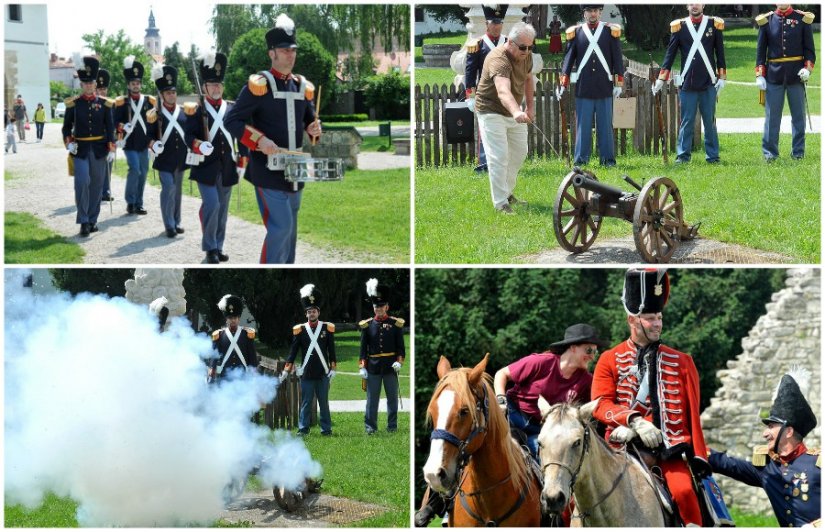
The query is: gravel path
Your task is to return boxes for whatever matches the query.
[5,123,406,264]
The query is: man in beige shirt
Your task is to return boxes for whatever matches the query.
[475,22,535,215]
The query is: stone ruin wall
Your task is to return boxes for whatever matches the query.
[701,268,821,515]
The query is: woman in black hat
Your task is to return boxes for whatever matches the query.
[492,323,608,460]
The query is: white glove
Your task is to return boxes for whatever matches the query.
[296,366,304,378]
[106,152,115,163]
[555,85,565,100]
[629,416,663,448]
[115,139,125,149]
[756,76,767,91]
[612,86,622,98]
[359,368,368,379]
[152,140,164,154]
[714,79,726,93]
[122,123,133,134]
[608,425,638,444]
[236,166,246,179]
[328,370,336,379]
[798,68,811,83]
[651,79,664,95]
[66,142,78,155]
[467,97,475,112]
[392,361,402,372]
[279,370,289,381]
[199,141,214,156]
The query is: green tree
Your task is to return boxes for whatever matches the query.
[49,81,73,100]
[364,72,410,120]
[82,30,153,96]
[617,5,679,51]
[50,269,135,297]
[161,42,194,95]
[421,5,466,25]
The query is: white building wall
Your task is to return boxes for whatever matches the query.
[5,4,51,114]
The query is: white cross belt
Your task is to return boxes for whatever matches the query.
[217,327,247,374]
[300,321,329,374]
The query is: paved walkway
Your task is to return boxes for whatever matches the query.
[4,123,406,264]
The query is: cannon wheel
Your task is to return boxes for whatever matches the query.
[633,176,685,263]
[552,171,602,253]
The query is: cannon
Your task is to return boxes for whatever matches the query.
[273,477,323,512]
[552,167,699,263]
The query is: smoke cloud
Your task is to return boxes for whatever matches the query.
[4,269,322,526]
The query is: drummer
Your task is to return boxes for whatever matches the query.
[225,14,321,264]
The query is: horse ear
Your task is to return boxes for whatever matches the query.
[468,353,489,385]
[436,355,452,379]
[578,398,600,422]
[538,395,552,418]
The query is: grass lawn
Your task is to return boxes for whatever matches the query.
[4,211,85,264]
[415,132,820,264]
[126,166,411,262]
[6,415,409,528]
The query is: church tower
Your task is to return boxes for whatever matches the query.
[144,8,161,56]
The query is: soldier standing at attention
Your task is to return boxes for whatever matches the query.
[653,4,726,164]
[558,4,624,167]
[114,56,154,215]
[359,278,405,435]
[464,4,508,174]
[208,295,258,382]
[62,55,115,237]
[95,68,115,203]
[755,4,815,161]
[225,14,322,264]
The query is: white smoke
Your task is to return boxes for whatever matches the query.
[4,269,322,527]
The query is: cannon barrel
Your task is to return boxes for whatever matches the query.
[572,173,628,203]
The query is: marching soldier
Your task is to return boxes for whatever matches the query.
[465,4,508,174]
[653,4,726,164]
[283,284,337,436]
[114,56,155,215]
[148,64,187,239]
[62,55,116,237]
[755,4,816,161]
[208,294,258,382]
[709,368,820,527]
[225,13,322,264]
[359,278,405,435]
[184,52,241,264]
[558,4,624,167]
[95,68,115,202]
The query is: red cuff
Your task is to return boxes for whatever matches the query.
[658,69,671,81]
[805,60,815,71]
[560,74,570,88]
[240,126,265,151]
[191,141,202,155]
[755,65,766,77]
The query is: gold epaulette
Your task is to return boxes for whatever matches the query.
[293,324,303,335]
[393,317,405,328]
[670,19,682,33]
[147,95,157,106]
[246,327,256,339]
[103,97,114,108]
[114,95,127,107]
[566,25,578,40]
[807,448,821,468]
[211,330,221,341]
[64,96,77,108]
[714,16,725,31]
[326,322,335,333]
[755,12,772,26]
[359,318,372,329]
[146,108,158,124]
[800,10,815,24]
[303,77,315,101]
[610,24,622,38]
[248,73,268,96]
[752,444,769,467]
[466,39,480,53]
[183,102,199,116]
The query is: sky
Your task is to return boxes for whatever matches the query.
[46,2,215,59]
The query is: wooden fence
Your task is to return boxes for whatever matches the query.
[415,60,685,168]
[258,356,306,430]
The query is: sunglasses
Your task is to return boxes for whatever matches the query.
[584,347,599,355]
[515,43,534,52]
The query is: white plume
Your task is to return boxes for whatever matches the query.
[217,294,231,312]
[483,4,500,9]
[151,63,165,82]
[123,55,135,69]
[275,13,295,33]
[786,365,812,397]
[148,296,168,316]
[299,284,315,298]
[199,51,216,69]
[366,278,379,297]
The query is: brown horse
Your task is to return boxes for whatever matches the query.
[422,354,542,527]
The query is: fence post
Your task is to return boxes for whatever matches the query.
[423,84,432,167]
[415,84,423,167]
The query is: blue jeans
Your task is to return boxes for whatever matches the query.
[507,401,541,460]
[477,128,487,168]
[574,96,615,165]
[763,82,806,159]
[299,376,332,433]
[197,175,232,252]
[677,87,720,162]
[365,372,399,432]
[35,122,44,140]
[255,187,302,264]
[159,169,183,231]
[124,149,149,207]
[73,153,106,224]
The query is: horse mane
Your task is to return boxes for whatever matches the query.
[427,367,531,494]
[544,402,618,456]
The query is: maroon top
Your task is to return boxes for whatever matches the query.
[506,353,593,421]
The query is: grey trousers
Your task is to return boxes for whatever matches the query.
[365,371,399,432]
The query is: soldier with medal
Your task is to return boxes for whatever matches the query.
[653,4,726,164]
[95,68,115,203]
[591,269,710,526]
[62,55,116,237]
[282,284,337,437]
[148,64,187,239]
[709,368,820,527]
[225,14,322,264]
[208,294,258,382]
[184,52,242,264]
[114,56,155,215]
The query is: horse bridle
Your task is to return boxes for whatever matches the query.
[429,384,490,471]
